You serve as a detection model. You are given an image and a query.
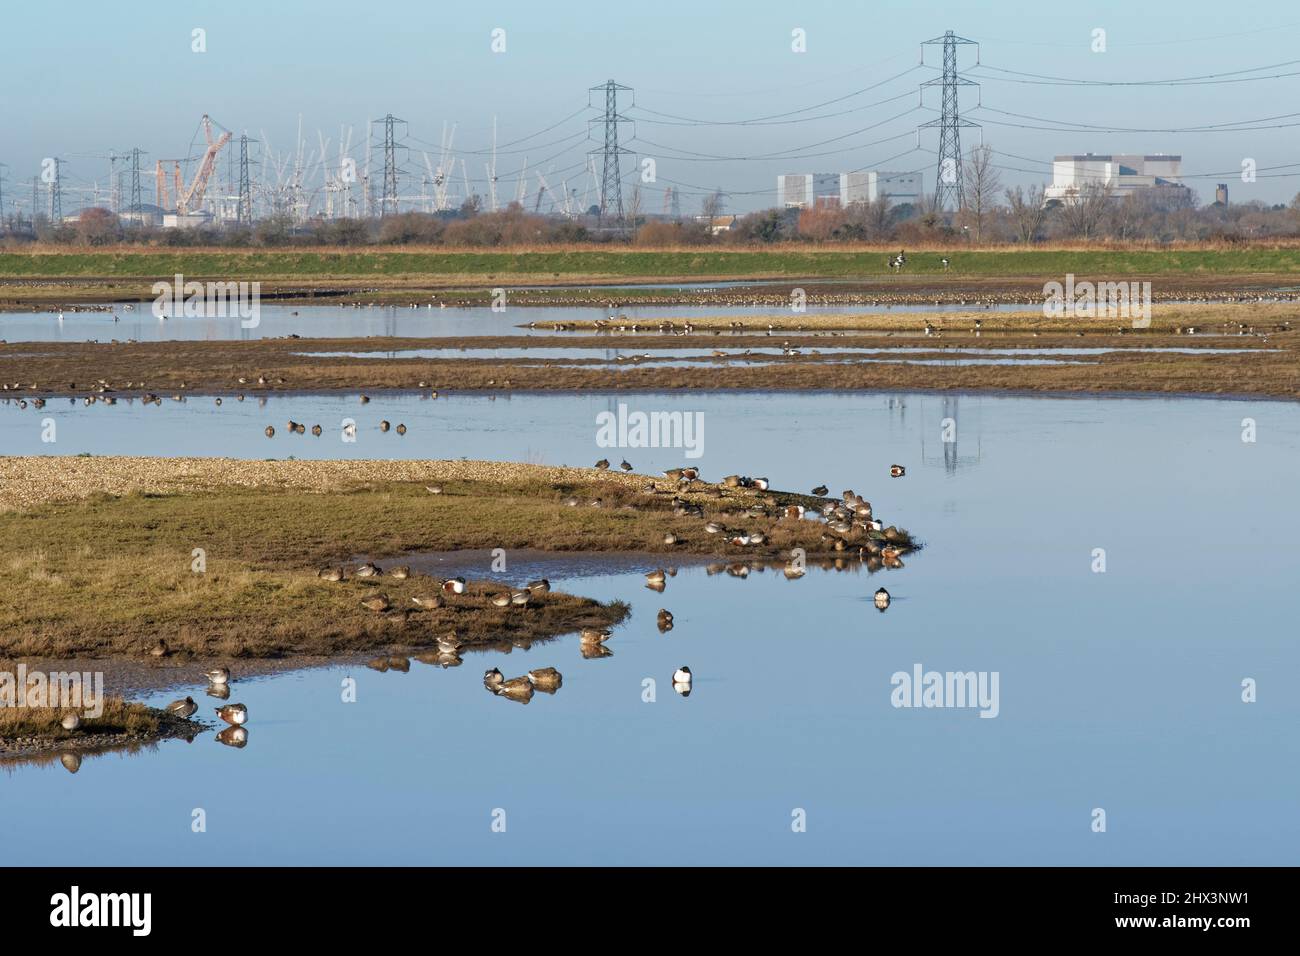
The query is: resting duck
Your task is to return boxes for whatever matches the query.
[167,697,198,718]
[528,667,563,693]
[215,703,248,726]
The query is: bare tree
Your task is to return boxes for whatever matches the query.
[700,189,725,222]
[1056,181,1113,239]
[961,144,1002,243]
[626,184,643,228]
[1005,184,1049,243]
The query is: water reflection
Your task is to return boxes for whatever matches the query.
[2,391,1298,864]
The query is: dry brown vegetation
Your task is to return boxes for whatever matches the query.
[0,697,161,738]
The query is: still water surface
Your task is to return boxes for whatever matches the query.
[2,390,1296,864]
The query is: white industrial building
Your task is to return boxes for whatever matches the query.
[840,171,922,206]
[1045,153,1188,203]
[777,173,840,208]
[778,170,922,208]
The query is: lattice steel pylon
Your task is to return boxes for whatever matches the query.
[128,148,144,218]
[237,134,257,226]
[588,80,634,231]
[373,113,406,217]
[919,31,980,213]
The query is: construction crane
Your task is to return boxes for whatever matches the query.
[178,115,232,214]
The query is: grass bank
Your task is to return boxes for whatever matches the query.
[0,458,905,659]
[4,244,1300,285]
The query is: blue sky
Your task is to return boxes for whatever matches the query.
[3,0,1299,213]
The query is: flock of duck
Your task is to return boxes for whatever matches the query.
[53,666,248,767]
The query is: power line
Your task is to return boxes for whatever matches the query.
[970,57,1300,87]
[629,66,924,126]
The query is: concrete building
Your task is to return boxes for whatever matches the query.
[162,211,214,229]
[1045,153,1189,203]
[840,171,922,206]
[777,172,841,208]
[779,170,922,208]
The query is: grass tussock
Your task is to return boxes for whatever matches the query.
[0,697,160,738]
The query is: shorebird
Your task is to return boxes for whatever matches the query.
[167,697,198,718]
[360,594,391,613]
[205,667,230,685]
[60,713,81,731]
[889,464,906,478]
[528,667,563,692]
[442,577,466,595]
[215,703,248,726]
[874,588,891,611]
